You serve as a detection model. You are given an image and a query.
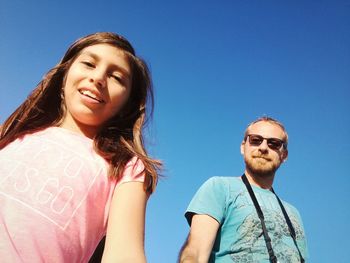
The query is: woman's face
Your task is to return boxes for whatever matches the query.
[60,44,132,137]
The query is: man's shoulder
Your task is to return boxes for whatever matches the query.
[203,176,240,185]
[185,176,242,225]
[281,199,302,215]
[200,176,243,192]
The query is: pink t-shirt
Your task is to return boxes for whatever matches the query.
[0,127,145,262]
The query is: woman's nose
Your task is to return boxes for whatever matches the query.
[89,70,106,88]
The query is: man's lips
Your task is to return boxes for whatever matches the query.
[253,156,271,161]
[78,88,105,103]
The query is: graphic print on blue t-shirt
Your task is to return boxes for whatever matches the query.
[230,210,305,262]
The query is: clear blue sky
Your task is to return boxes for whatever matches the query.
[1,0,349,262]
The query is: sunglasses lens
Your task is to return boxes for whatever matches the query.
[267,139,283,150]
[248,134,284,150]
[248,135,264,146]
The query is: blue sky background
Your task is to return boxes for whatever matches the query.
[0,0,349,262]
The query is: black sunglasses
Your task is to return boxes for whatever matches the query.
[246,134,287,151]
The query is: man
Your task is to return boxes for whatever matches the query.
[179,117,308,263]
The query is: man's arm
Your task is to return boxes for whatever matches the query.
[178,214,220,263]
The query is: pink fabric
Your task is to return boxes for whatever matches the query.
[0,127,145,262]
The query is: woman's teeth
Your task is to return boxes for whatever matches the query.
[79,89,103,103]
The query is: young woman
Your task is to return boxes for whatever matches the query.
[0,32,161,263]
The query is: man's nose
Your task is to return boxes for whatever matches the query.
[258,139,269,152]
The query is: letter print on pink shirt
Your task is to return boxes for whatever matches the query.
[0,132,107,230]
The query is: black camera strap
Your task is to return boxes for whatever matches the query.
[270,187,305,263]
[241,174,305,263]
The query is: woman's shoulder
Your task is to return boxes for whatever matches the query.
[117,157,145,184]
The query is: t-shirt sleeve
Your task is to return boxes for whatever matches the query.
[185,177,228,226]
[116,157,145,185]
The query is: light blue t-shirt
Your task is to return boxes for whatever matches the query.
[185,177,308,263]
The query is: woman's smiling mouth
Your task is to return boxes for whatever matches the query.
[78,88,105,103]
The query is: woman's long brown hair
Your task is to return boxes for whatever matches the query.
[0,32,161,193]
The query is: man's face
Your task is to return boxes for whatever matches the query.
[240,121,288,176]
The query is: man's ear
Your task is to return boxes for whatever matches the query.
[240,142,245,155]
[281,149,288,162]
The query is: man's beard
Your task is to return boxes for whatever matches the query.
[244,154,280,177]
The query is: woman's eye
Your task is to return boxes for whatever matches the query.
[82,61,95,68]
[111,74,122,83]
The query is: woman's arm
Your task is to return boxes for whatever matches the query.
[102,181,149,263]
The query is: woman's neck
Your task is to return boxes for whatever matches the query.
[59,115,98,139]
